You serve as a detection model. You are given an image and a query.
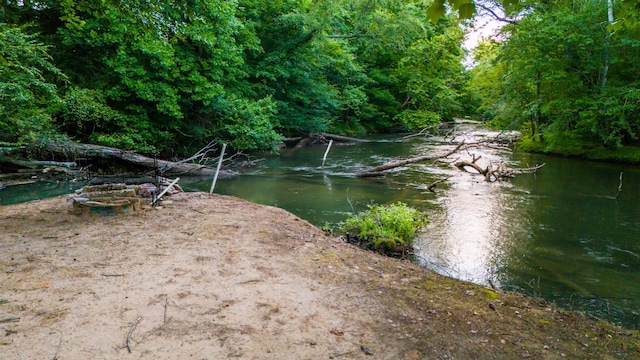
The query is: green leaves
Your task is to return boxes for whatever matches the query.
[458,3,476,18]
[395,25,466,124]
[426,0,475,22]
[213,94,283,151]
[426,0,447,22]
[341,202,428,251]
[2,0,478,152]
[469,0,640,148]
[0,24,66,142]
[50,0,263,151]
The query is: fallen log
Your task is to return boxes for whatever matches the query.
[41,142,236,177]
[355,142,465,177]
[316,132,370,143]
[88,176,157,185]
[0,156,77,169]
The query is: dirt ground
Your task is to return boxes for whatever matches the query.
[0,192,638,359]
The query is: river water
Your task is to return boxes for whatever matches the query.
[2,130,639,327]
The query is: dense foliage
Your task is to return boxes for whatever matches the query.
[341,202,427,251]
[466,0,640,156]
[3,0,639,161]
[0,24,65,142]
[0,0,467,155]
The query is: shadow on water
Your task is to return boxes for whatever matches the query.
[3,133,640,328]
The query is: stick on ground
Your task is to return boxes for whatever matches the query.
[126,317,142,353]
[164,297,168,324]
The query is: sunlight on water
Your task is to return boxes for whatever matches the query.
[418,179,510,284]
[414,131,518,286]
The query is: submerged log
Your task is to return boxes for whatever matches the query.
[42,142,236,177]
[455,160,487,176]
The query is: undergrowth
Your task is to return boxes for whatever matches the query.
[340,202,427,252]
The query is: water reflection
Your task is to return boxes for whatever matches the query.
[412,136,640,328]
[418,179,508,284]
[413,135,519,285]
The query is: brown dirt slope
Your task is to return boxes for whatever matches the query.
[0,192,638,359]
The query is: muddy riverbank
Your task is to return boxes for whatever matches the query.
[0,193,637,359]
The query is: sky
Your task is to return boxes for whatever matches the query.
[463,15,505,50]
[461,4,510,67]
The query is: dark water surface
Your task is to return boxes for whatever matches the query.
[2,132,639,327]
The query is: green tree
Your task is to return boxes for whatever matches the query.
[2,0,478,152]
[466,40,504,122]
[53,0,284,152]
[395,23,466,130]
[0,24,65,142]
[468,0,640,149]
[239,0,369,136]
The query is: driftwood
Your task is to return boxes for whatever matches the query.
[71,183,144,212]
[155,177,180,205]
[0,156,77,169]
[89,176,158,185]
[355,129,542,184]
[427,176,453,192]
[355,142,465,177]
[616,172,623,199]
[315,132,370,143]
[456,160,545,182]
[322,140,333,168]
[42,142,235,177]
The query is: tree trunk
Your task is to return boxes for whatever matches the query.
[316,133,370,143]
[534,71,542,142]
[41,142,236,177]
[355,143,465,177]
[601,0,614,88]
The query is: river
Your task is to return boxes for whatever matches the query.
[2,130,639,328]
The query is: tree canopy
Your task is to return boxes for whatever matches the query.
[2,0,639,160]
[467,0,640,154]
[0,0,467,155]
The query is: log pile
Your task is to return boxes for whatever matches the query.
[69,180,181,213]
[69,183,147,213]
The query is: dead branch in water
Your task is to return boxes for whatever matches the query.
[176,140,219,165]
[355,142,465,177]
[354,129,541,184]
[616,172,623,199]
[456,160,545,182]
[428,176,453,192]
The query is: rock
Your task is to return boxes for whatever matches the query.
[361,345,374,356]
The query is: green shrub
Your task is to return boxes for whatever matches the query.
[341,202,427,251]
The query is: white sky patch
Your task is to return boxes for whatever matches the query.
[461,8,509,68]
[463,16,505,50]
